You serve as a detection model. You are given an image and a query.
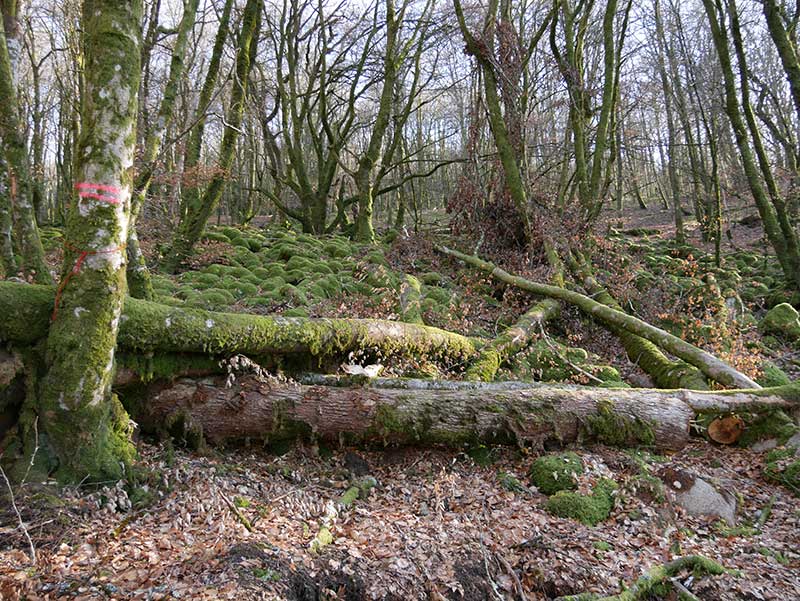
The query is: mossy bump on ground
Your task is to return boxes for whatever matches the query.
[764,447,800,496]
[544,478,618,526]
[529,452,584,495]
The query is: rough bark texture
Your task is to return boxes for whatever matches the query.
[438,245,759,389]
[37,0,142,482]
[0,152,17,274]
[132,374,690,450]
[129,374,800,451]
[0,281,478,363]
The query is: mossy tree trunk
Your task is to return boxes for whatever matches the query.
[0,281,479,364]
[37,0,143,482]
[126,0,200,299]
[163,0,261,273]
[0,6,51,284]
[437,245,759,389]
[465,299,560,382]
[0,152,17,275]
[177,0,233,223]
[568,251,707,390]
[701,0,800,290]
[129,373,800,452]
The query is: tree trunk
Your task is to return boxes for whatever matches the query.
[437,245,759,389]
[568,251,707,390]
[0,10,50,284]
[465,299,560,381]
[0,281,478,363]
[0,152,17,275]
[164,0,260,273]
[126,0,201,299]
[36,0,142,482]
[129,373,800,451]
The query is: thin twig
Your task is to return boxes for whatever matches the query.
[21,416,39,485]
[0,465,36,565]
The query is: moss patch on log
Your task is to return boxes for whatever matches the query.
[583,399,656,447]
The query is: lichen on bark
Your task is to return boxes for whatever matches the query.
[37,0,143,482]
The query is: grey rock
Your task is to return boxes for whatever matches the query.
[659,466,737,525]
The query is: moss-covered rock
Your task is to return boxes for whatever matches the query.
[757,361,791,388]
[739,411,799,448]
[529,452,584,495]
[545,478,618,526]
[760,303,800,340]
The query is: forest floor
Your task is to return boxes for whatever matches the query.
[2,206,800,599]
[2,440,799,600]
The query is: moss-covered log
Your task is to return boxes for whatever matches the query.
[568,252,707,389]
[465,299,560,381]
[438,245,759,389]
[0,281,478,363]
[129,374,800,451]
[131,374,690,449]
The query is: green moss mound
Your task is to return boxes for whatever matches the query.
[529,452,584,495]
[757,361,791,388]
[739,411,799,447]
[545,478,618,526]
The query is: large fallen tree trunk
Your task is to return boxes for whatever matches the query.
[128,373,800,451]
[0,282,478,363]
[567,251,708,389]
[437,245,759,389]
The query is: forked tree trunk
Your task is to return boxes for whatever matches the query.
[36,0,143,482]
[163,0,261,273]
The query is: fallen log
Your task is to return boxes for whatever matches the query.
[437,245,759,389]
[464,299,560,381]
[128,374,800,451]
[0,282,478,363]
[567,251,707,389]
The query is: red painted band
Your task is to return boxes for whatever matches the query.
[77,191,121,205]
[74,182,122,194]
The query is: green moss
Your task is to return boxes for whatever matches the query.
[545,478,617,526]
[529,452,584,495]
[739,411,798,447]
[200,231,230,244]
[283,308,308,317]
[592,541,612,552]
[365,250,388,267]
[323,240,352,258]
[764,447,800,496]
[584,399,656,447]
[757,361,791,388]
[419,272,443,286]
